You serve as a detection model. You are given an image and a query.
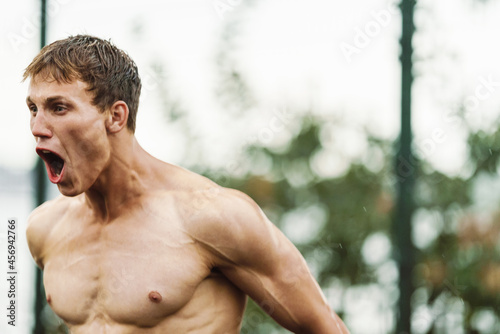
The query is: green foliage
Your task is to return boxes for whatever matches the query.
[202,116,395,332]
[200,114,500,333]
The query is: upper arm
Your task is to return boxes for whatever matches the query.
[191,188,349,333]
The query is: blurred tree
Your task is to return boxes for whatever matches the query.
[199,114,397,333]
[196,112,500,334]
[410,123,500,334]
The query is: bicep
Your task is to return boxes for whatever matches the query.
[220,224,335,332]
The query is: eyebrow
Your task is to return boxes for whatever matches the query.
[26,95,72,106]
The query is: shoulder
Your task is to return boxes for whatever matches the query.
[172,169,265,229]
[150,164,280,262]
[154,164,249,218]
[26,195,74,268]
[178,181,281,267]
[26,195,70,234]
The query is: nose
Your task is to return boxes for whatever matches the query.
[30,110,53,140]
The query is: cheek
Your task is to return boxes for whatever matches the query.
[68,124,109,164]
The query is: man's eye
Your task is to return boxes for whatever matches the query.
[55,105,67,112]
[29,106,37,114]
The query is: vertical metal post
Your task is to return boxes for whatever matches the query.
[395,0,416,333]
[40,0,47,47]
[33,163,46,334]
[33,1,47,333]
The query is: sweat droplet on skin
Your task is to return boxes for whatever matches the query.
[148,291,162,303]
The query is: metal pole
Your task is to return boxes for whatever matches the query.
[33,163,46,334]
[395,0,416,333]
[40,0,47,47]
[33,1,47,333]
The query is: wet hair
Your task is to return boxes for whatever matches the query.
[23,34,141,132]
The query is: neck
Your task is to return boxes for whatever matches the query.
[84,136,152,222]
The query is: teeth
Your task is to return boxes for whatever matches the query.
[42,150,50,153]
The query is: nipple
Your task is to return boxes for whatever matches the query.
[148,291,162,303]
[46,294,52,304]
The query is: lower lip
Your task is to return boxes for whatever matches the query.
[44,161,65,184]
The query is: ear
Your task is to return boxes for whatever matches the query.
[106,101,129,133]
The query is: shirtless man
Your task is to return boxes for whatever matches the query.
[24,35,349,333]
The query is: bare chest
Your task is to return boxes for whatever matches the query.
[42,215,211,327]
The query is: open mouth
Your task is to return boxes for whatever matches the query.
[36,149,65,183]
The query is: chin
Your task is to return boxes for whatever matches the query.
[57,184,84,197]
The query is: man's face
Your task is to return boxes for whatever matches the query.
[27,77,111,196]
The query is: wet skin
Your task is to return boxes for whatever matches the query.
[26,78,350,333]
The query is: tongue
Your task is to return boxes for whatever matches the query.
[50,160,64,176]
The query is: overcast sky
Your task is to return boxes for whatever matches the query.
[2,0,499,179]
